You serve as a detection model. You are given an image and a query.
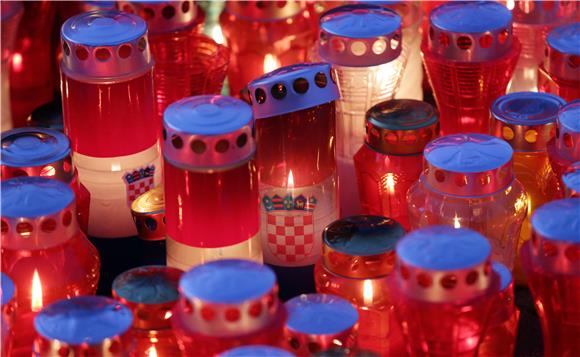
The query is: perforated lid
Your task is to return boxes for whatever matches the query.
[322,215,405,278]
[563,162,580,198]
[34,296,133,349]
[247,63,340,119]
[365,99,439,155]
[178,259,279,337]
[1,273,15,307]
[531,198,580,275]
[428,2,514,61]
[318,4,402,67]
[556,100,580,161]
[220,346,295,357]
[131,187,165,241]
[60,10,152,82]
[491,92,565,152]
[510,0,577,25]
[224,0,304,20]
[113,265,181,330]
[545,22,580,81]
[423,134,514,196]
[82,1,117,11]
[395,225,493,303]
[118,1,198,33]
[163,95,255,171]
[1,177,78,250]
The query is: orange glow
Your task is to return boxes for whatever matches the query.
[40,165,56,177]
[363,279,374,305]
[384,173,395,194]
[12,53,23,73]
[146,345,158,357]
[31,270,43,312]
[263,53,281,74]
[288,170,294,189]
[453,214,461,229]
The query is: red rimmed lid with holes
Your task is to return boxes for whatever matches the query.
[1,177,79,250]
[318,4,402,67]
[395,225,495,303]
[131,187,166,241]
[118,1,201,33]
[60,10,153,82]
[555,100,580,161]
[545,22,580,81]
[427,1,514,62]
[177,259,280,338]
[225,0,304,20]
[530,198,580,275]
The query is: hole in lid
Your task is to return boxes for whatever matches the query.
[256,1,266,9]
[370,127,380,138]
[314,72,327,88]
[138,38,147,52]
[255,88,267,104]
[480,174,491,186]
[11,169,27,177]
[308,342,322,354]
[215,139,229,153]
[502,126,514,141]
[563,133,573,148]
[390,34,400,50]
[457,36,472,50]
[484,261,492,276]
[58,346,70,357]
[372,39,387,55]
[565,245,580,262]
[40,165,56,177]
[144,218,157,231]
[118,44,132,59]
[525,129,538,143]
[1,220,8,234]
[108,340,121,354]
[466,271,479,285]
[249,302,262,317]
[568,55,580,68]
[277,1,287,8]
[172,135,183,149]
[95,48,111,62]
[455,174,468,187]
[555,127,560,139]
[385,132,398,144]
[162,5,175,19]
[271,83,287,100]
[63,42,70,56]
[225,308,240,322]
[438,33,449,48]
[162,129,167,141]
[435,170,445,182]
[236,133,248,148]
[403,133,417,144]
[191,139,206,154]
[400,265,410,280]
[182,1,190,13]
[122,4,134,14]
[417,273,432,288]
[479,34,493,48]
[75,47,89,61]
[541,241,558,257]
[289,337,300,350]
[330,37,345,53]
[498,29,509,44]
[62,211,72,226]
[141,7,155,20]
[41,219,57,233]
[440,274,457,289]
[293,78,309,94]
[16,222,33,237]
[351,41,367,56]
[201,306,215,321]
[429,27,434,41]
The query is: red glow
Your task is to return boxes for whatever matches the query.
[11,53,23,73]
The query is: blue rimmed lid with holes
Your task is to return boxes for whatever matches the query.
[118,1,199,33]
[563,162,580,198]
[1,273,15,307]
[1,177,74,219]
[285,294,358,336]
[492,92,566,126]
[547,22,580,57]
[162,95,255,170]
[113,265,180,305]
[546,22,580,80]
[532,198,580,243]
[220,346,295,357]
[34,296,133,345]
[247,63,340,119]
[556,100,580,160]
[1,128,70,168]
[318,4,402,67]
[558,100,580,133]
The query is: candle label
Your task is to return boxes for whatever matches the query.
[124,165,156,206]
[260,175,337,267]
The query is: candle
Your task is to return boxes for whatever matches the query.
[1,127,91,233]
[547,100,580,184]
[220,346,295,357]
[562,162,580,197]
[314,215,406,355]
[247,63,339,298]
[538,23,580,102]
[422,2,520,135]
[172,260,287,356]
[219,1,314,97]
[520,198,580,357]
[32,296,134,356]
[316,4,405,217]
[0,1,22,131]
[407,134,528,270]
[1,177,100,357]
[284,294,359,356]
[60,10,162,238]
[389,226,500,356]
[354,100,439,230]
[1,273,16,357]
[162,95,261,270]
[131,187,166,241]
[112,266,182,357]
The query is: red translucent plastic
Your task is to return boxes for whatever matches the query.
[172,305,287,357]
[132,329,181,357]
[219,9,314,97]
[353,145,423,231]
[478,285,519,356]
[9,2,56,128]
[537,64,580,102]
[422,41,520,135]
[547,137,575,185]
[520,241,580,357]
[164,160,260,249]
[70,173,90,234]
[61,71,158,157]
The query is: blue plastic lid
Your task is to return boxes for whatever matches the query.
[491,92,566,126]
[321,4,401,39]
[547,22,580,56]
[34,296,133,345]
[286,294,358,335]
[397,226,491,271]
[492,262,511,291]
[424,134,513,173]
[164,95,252,136]
[532,198,580,243]
[180,260,276,304]
[1,273,15,306]
[558,100,580,133]
[431,1,512,34]
[367,99,438,131]
[563,164,580,194]
[220,346,295,357]
[61,10,147,47]
[112,266,180,305]
[1,128,70,168]
[1,177,74,219]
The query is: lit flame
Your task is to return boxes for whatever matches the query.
[146,345,158,357]
[453,214,461,229]
[263,53,281,74]
[31,270,43,312]
[363,279,373,305]
[211,25,225,45]
[40,165,56,177]
[288,170,294,189]
[506,0,515,10]
[384,173,395,194]
[12,53,23,73]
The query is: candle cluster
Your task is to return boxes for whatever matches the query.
[1,1,579,357]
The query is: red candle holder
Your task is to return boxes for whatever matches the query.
[1,1,23,131]
[32,296,134,357]
[389,226,500,357]
[172,259,287,357]
[219,1,314,97]
[162,95,261,270]
[284,294,359,356]
[131,186,166,241]
[1,127,91,233]
[60,10,162,238]
[422,2,520,135]
[562,162,580,197]
[548,100,580,183]
[1,273,16,357]
[112,265,182,357]
[354,100,439,230]
[521,198,580,357]
[538,22,580,102]
[407,134,528,270]
[314,215,406,355]
[1,177,100,357]
[220,345,295,357]
[247,63,339,278]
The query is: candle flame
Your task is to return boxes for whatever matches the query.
[453,214,461,229]
[211,26,225,45]
[31,269,43,312]
[12,53,23,73]
[263,53,281,74]
[288,170,294,189]
[146,345,158,357]
[385,173,395,194]
[363,279,373,305]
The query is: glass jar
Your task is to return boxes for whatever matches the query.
[407,134,528,269]
[0,1,22,131]
[354,99,439,230]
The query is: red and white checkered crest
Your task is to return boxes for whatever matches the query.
[266,212,314,263]
[126,176,155,205]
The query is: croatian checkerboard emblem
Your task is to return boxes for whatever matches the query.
[124,165,155,206]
